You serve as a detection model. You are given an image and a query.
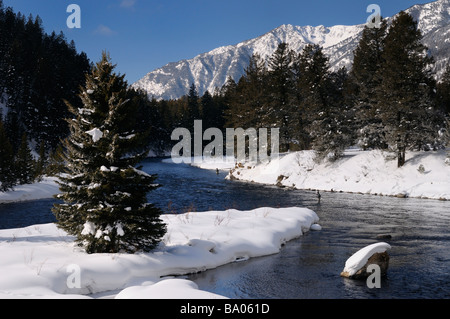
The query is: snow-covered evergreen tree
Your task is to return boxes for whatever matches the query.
[350,20,388,150]
[377,12,437,167]
[266,43,295,152]
[437,65,450,164]
[52,53,166,254]
[294,44,330,152]
[295,44,352,161]
[224,53,268,153]
[437,63,450,116]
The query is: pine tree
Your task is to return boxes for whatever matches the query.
[219,76,238,129]
[0,120,16,191]
[294,44,331,154]
[224,76,247,129]
[437,64,450,161]
[52,53,166,254]
[4,110,24,153]
[241,53,268,130]
[266,43,295,152]
[131,91,171,156]
[14,133,36,185]
[225,54,267,130]
[187,83,200,127]
[34,140,46,182]
[350,20,388,150]
[437,63,450,116]
[45,143,65,176]
[324,67,355,160]
[445,117,450,165]
[201,90,218,129]
[377,11,436,167]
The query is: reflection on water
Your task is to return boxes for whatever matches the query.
[1,158,449,298]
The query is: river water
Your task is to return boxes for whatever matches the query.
[0,158,449,299]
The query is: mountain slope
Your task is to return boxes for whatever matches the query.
[133,0,450,100]
[405,0,450,77]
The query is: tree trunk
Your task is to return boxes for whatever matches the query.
[397,147,406,167]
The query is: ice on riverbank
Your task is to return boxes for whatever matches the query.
[0,207,319,299]
[227,150,450,200]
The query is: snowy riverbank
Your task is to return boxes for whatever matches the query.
[0,177,60,204]
[0,207,320,299]
[226,150,450,201]
[2,150,448,205]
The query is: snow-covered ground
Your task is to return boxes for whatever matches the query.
[226,150,450,200]
[162,155,236,170]
[0,177,60,204]
[0,207,320,299]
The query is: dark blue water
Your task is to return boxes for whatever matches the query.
[0,199,58,229]
[1,158,449,299]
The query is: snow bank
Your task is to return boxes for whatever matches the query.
[227,150,450,200]
[342,242,391,277]
[0,207,319,299]
[0,177,60,204]
[162,156,236,170]
[115,278,227,299]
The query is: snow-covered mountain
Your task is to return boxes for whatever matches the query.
[405,0,450,78]
[133,0,450,100]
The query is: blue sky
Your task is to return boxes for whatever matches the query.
[3,0,431,84]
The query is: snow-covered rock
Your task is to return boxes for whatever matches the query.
[340,242,391,279]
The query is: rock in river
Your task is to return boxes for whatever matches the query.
[340,242,391,280]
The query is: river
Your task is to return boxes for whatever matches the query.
[0,158,449,299]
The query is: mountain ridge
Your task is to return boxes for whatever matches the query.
[133,0,450,100]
